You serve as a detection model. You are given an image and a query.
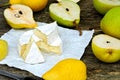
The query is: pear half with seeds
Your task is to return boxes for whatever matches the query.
[92,34,120,63]
[4,4,37,29]
[49,0,80,27]
[57,0,81,3]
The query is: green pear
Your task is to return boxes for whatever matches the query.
[92,34,120,63]
[57,0,81,3]
[100,7,120,39]
[4,4,37,29]
[93,0,120,15]
[49,0,80,27]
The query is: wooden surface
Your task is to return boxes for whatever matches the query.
[0,0,120,80]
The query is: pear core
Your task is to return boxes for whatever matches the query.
[92,34,120,49]
[4,4,37,29]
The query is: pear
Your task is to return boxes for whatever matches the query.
[93,0,120,15]
[42,58,87,80]
[0,39,8,61]
[100,7,120,38]
[49,0,80,27]
[92,34,120,63]
[57,0,81,3]
[21,0,48,12]
[9,0,21,4]
[4,4,37,29]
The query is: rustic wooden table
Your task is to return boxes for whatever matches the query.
[0,0,120,80]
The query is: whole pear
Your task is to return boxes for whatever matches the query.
[9,0,48,12]
[100,7,120,39]
[9,0,21,4]
[42,58,87,80]
[0,39,8,61]
[22,0,48,12]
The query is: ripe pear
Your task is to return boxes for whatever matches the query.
[42,58,87,80]
[93,0,120,15]
[0,39,8,61]
[9,0,21,4]
[100,7,120,39]
[9,0,48,12]
[57,0,81,3]
[22,0,48,12]
[49,0,80,27]
[92,34,120,63]
[4,4,37,29]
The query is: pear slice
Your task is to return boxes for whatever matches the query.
[93,0,120,15]
[92,34,120,63]
[49,0,80,27]
[4,4,37,29]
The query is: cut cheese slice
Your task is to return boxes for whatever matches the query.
[24,38,45,64]
[18,30,41,56]
[35,22,62,54]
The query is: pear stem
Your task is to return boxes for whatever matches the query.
[75,25,82,36]
[0,2,10,8]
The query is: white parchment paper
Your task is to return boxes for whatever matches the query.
[0,22,94,77]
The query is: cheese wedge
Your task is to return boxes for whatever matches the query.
[34,22,62,54]
[18,22,62,64]
[18,33,44,64]
[24,37,45,64]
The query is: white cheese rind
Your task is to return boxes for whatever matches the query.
[25,40,45,64]
[36,22,62,47]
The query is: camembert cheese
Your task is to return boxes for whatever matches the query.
[18,22,62,64]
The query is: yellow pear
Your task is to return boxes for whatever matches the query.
[42,58,87,80]
[22,0,48,12]
[0,39,8,61]
[92,34,120,63]
[9,0,48,12]
[9,0,21,4]
[4,4,37,29]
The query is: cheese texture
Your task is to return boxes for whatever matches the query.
[18,22,62,64]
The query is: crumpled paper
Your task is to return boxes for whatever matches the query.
[0,22,94,77]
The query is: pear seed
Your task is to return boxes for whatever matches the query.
[19,11,23,15]
[14,14,20,18]
[106,41,110,43]
[66,8,69,11]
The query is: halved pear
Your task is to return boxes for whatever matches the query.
[92,34,120,63]
[49,0,80,27]
[57,0,80,3]
[4,4,37,29]
[93,0,120,15]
